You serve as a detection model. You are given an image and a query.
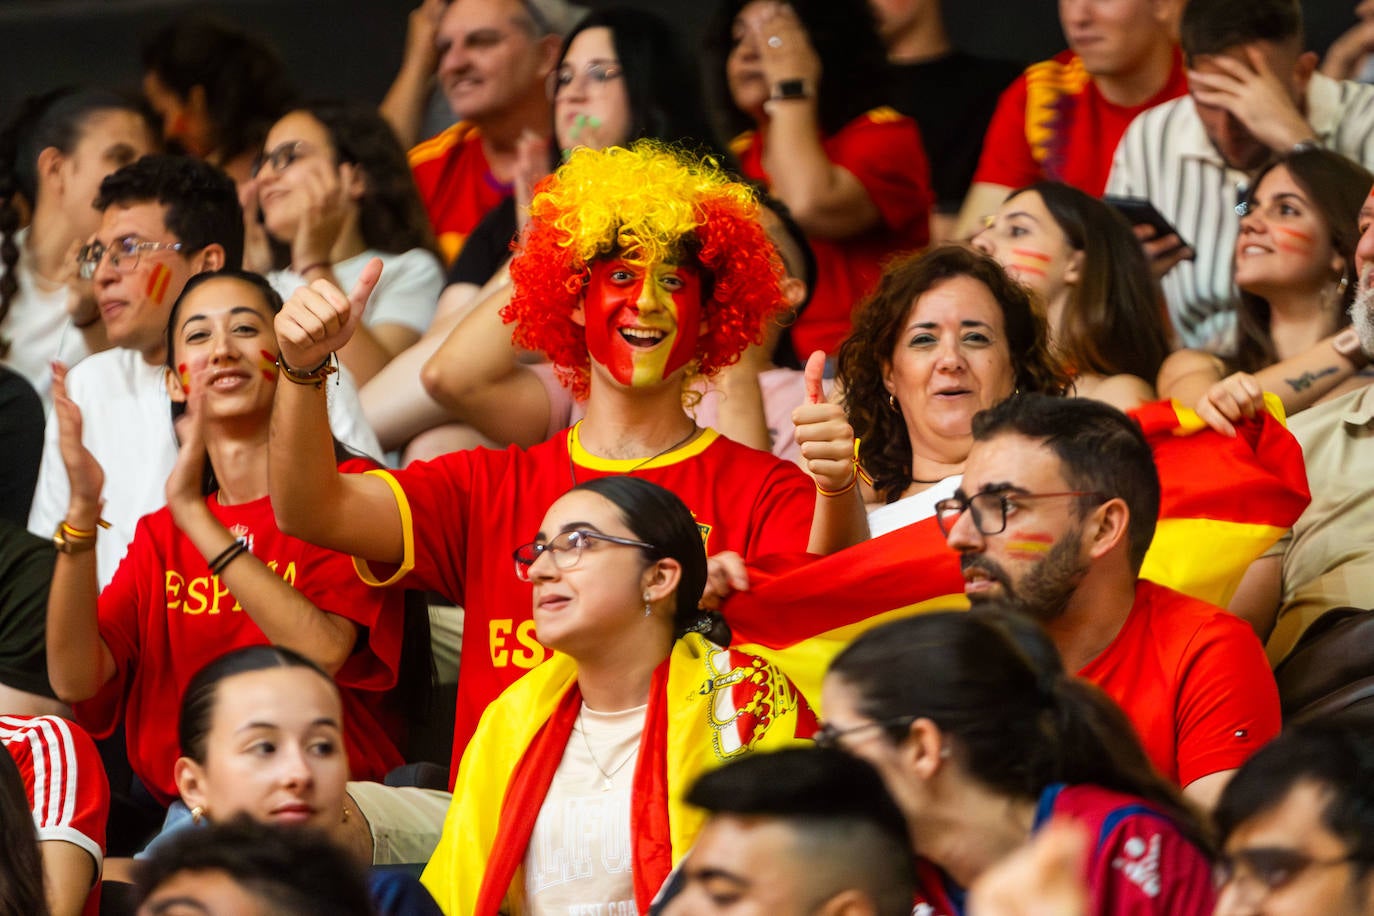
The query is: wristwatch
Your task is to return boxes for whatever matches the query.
[1332,327,1371,370]
[770,78,813,102]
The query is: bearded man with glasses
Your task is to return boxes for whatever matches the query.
[941,393,1280,811]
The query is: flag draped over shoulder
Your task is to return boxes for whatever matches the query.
[725,398,1310,706]
[419,633,813,916]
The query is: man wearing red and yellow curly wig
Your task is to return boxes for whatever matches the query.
[268,142,865,781]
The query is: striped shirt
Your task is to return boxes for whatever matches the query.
[1106,73,1374,350]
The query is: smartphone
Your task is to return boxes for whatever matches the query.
[1102,195,1189,250]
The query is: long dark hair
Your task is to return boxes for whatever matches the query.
[1014,182,1170,383]
[140,14,296,164]
[1233,148,1371,373]
[572,477,709,638]
[291,101,437,256]
[0,88,149,358]
[706,0,892,140]
[828,611,1212,854]
[837,246,1071,504]
[0,748,47,916]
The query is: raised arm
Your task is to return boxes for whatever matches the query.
[747,4,881,239]
[794,352,868,554]
[44,364,116,704]
[269,260,406,564]
[378,0,445,149]
[420,269,556,448]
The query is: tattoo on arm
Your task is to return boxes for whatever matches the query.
[1285,365,1339,392]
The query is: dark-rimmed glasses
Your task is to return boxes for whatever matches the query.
[1214,847,1366,896]
[77,238,186,280]
[251,140,313,178]
[513,529,657,581]
[813,716,917,751]
[546,61,624,100]
[933,490,1104,537]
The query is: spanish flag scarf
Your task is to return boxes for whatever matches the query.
[420,633,813,915]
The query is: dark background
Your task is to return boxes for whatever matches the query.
[0,0,1356,128]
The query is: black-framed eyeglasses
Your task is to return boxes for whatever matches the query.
[512,529,657,582]
[546,60,624,100]
[77,238,186,280]
[933,490,1104,537]
[813,716,916,751]
[1213,847,1367,895]
[251,140,313,178]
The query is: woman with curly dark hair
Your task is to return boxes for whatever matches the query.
[255,101,443,385]
[706,0,933,362]
[837,245,1070,536]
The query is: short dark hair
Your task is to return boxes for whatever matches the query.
[838,246,1071,505]
[571,477,708,637]
[1180,0,1303,61]
[687,747,917,916]
[133,815,375,916]
[140,15,297,162]
[1216,725,1374,879]
[179,644,334,763]
[971,394,1159,571]
[95,154,244,270]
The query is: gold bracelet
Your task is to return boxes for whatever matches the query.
[53,518,109,554]
[277,354,338,388]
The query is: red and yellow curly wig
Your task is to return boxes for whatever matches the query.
[502,142,785,398]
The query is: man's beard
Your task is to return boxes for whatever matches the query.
[962,531,1089,623]
[1351,267,1374,357]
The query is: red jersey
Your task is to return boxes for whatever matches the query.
[735,109,932,356]
[1079,580,1280,787]
[355,424,816,780]
[972,50,1187,196]
[408,122,512,265]
[74,459,406,805]
[2,714,108,916]
[911,783,1214,916]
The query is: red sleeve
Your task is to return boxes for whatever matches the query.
[1174,614,1281,787]
[971,71,1042,188]
[1088,811,1216,915]
[825,113,932,236]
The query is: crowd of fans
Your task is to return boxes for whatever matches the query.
[1,0,1374,913]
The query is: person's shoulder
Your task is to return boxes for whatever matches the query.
[64,347,142,386]
[407,121,483,168]
[1135,580,1261,653]
[1288,383,1374,442]
[702,430,806,476]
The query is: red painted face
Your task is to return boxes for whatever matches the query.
[580,256,704,387]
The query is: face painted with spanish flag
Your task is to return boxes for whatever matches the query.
[577,256,705,388]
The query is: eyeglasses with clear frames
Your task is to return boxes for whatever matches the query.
[77,238,185,280]
[546,61,624,100]
[813,716,917,751]
[933,490,1104,537]
[512,529,657,581]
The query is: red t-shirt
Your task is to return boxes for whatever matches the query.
[1079,580,1280,787]
[356,424,816,780]
[911,783,1214,916]
[972,50,1188,196]
[1,714,108,916]
[735,108,932,357]
[74,459,406,805]
[408,122,512,265]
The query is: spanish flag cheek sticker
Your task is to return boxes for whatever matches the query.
[146,263,173,305]
[176,363,191,394]
[258,350,278,382]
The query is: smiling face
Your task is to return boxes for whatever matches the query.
[942,433,1092,620]
[52,109,155,238]
[1058,0,1173,78]
[552,27,632,153]
[1234,165,1343,301]
[527,489,664,658]
[256,111,360,244]
[175,666,348,835]
[435,0,556,122]
[971,190,1083,329]
[883,274,1017,460]
[166,275,280,421]
[576,255,705,389]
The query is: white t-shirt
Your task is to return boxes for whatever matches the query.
[28,348,382,587]
[866,474,961,537]
[0,227,93,405]
[270,248,444,335]
[520,703,644,916]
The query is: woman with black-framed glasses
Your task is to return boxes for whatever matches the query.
[821,610,1216,915]
[422,476,813,915]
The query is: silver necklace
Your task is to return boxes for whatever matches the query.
[577,707,638,792]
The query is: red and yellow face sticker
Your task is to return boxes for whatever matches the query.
[581,257,704,388]
[258,349,278,382]
[146,262,173,306]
